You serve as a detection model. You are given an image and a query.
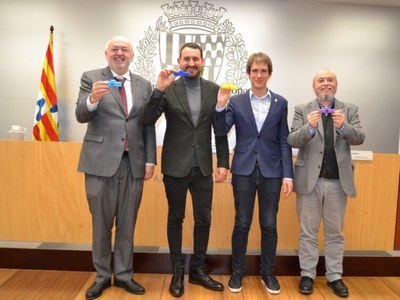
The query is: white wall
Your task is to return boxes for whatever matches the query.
[0,0,399,153]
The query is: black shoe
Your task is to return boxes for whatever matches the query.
[299,276,314,295]
[169,267,184,297]
[85,279,111,300]
[228,271,242,293]
[327,279,349,297]
[261,275,281,295]
[189,268,224,291]
[114,278,145,295]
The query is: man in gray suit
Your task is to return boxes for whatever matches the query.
[288,68,365,298]
[143,42,230,297]
[76,36,156,300]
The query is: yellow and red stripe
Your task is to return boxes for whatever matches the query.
[33,27,59,141]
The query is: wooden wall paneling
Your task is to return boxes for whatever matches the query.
[394,168,400,249]
[0,141,399,251]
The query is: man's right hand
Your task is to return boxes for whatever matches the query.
[307,110,321,128]
[216,88,231,109]
[90,81,110,104]
[156,69,175,92]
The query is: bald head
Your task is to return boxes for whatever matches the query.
[312,68,338,103]
[104,36,134,75]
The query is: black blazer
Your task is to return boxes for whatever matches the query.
[143,77,229,177]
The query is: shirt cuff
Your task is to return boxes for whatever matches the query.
[336,123,345,136]
[307,124,317,137]
[215,103,227,112]
[153,88,164,97]
[86,95,98,112]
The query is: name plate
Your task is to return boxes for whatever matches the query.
[291,149,373,161]
[351,150,373,160]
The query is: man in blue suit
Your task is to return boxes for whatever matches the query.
[214,52,293,295]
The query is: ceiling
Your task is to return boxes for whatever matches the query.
[307,0,400,7]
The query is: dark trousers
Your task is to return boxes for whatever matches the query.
[163,167,213,271]
[231,166,282,276]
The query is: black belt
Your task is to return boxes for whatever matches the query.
[123,151,129,156]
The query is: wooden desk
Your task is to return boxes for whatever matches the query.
[0,141,399,250]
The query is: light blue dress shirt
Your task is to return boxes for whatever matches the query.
[249,89,271,132]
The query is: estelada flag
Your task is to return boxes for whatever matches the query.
[32,26,59,141]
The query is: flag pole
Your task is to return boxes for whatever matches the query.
[32,25,59,141]
[50,26,54,44]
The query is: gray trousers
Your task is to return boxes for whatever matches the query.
[85,155,144,283]
[297,177,347,282]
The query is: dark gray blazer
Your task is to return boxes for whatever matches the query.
[287,99,365,196]
[76,67,156,178]
[143,77,229,178]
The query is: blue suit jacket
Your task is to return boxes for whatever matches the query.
[215,90,293,179]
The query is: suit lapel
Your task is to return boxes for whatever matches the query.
[243,91,259,132]
[128,73,138,117]
[197,78,213,128]
[309,100,325,139]
[259,92,278,134]
[332,99,345,144]
[103,67,126,115]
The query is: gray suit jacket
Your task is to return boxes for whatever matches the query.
[143,77,229,177]
[287,99,365,196]
[76,67,156,178]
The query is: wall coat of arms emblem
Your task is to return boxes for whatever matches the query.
[135,1,249,89]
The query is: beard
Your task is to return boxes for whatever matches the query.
[318,93,335,102]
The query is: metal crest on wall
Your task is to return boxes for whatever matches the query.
[135,0,248,88]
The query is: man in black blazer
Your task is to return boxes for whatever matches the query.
[76,36,156,300]
[143,42,230,297]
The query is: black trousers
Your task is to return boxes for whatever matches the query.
[231,166,282,276]
[163,167,213,271]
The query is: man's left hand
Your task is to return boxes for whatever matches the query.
[215,167,228,183]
